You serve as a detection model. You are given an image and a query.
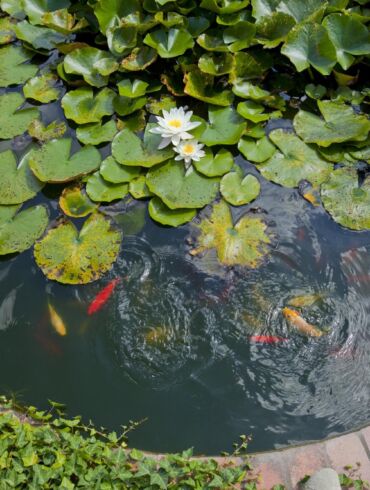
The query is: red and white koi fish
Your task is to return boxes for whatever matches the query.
[87,278,120,315]
[250,335,288,344]
[282,307,324,337]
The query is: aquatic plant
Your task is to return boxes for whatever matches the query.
[0,0,368,283]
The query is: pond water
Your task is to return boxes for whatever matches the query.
[1,99,370,454]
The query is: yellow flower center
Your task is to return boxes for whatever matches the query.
[182,143,195,155]
[168,119,182,129]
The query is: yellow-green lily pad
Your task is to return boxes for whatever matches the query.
[184,69,234,106]
[63,47,118,87]
[28,120,67,143]
[23,72,61,103]
[59,184,98,218]
[0,92,39,139]
[34,212,122,284]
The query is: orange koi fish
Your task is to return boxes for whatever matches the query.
[88,278,120,315]
[250,335,288,344]
[282,307,323,337]
[48,304,67,336]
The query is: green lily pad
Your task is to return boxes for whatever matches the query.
[61,87,115,124]
[22,0,70,25]
[149,197,196,226]
[199,106,245,146]
[23,72,61,103]
[34,212,122,284]
[238,136,276,163]
[197,28,229,52]
[29,138,101,183]
[257,129,332,187]
[200,0,250,14]
[223,21,256,52]
[113,95,147,117]
[100,156,141,184]
[281,22,337,75]
[0,45,38,87]
[112,124,174,168]
[221,171,261,206]
[63,47,118,87]
[0,204,49,255]
[252,0,325,23]
[237,100,281,123]
[144,28,194,58]
[59,184,98,218]
[255,12,296,48]
[0,92,39,139]
[86,172,129,202]
[194,148,234,177]
[230,50,272,81]
[14,20,67,50]
[121,46,158,71]
[146,95,176,115]
[76,120,118,146]
[117,78,160,98]
[28,120,67,143]
[321,167,370,230]
[184,69,234,106]
[0,16,16,45]
[117,110,146,132]
[146,160,219,209]
[198,52,234,76]
[305,83,327,100]
[192,199,271,267]
[94,0,141,34]
[41,9,89,34]
[323,13,370,70]
[0,150,44,205]
[294,100,370,147]
[129,175,153,199]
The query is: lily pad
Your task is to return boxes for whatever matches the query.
[281,22,337,75]
[323,13,370,70]
[23,72,61,103]
[257,129,332,187]
[200,0,250,14]
[0,17,16,44]
[146,160,219,209]
[22,0,70,25]
[192,199,271,267]
[121,46,157,71]
[293,100,370,147]
[0,45,38,87]
[223,21,256,52]
[184,69,234,106]
[194,148,234,177]
[0,204,49,255]
[117,78,160,98]
[100,156,141,184]
[41,9,89,34]
[199,106,245,146]
[63,47,118,87]
[28,120,67,143]
[221,172,261,206]
[112,124,174,168]
[237,100,281,123]
[144,28,194,58]
[76,120,118,145]
[59,184,98,218]
[94,0,141,34]
[113,95,147,117]
[29,138,101,183]
[149,197,196,226]
[61,87,115,124]
[146,95,176,115]
[305,83,327,100]
[0,150,44,205]
[321,167,370,231]
[255,12,296,48]
[34,212,122,284]
[117,110,146,132]
[198,52,234,76]
[129,175,153,199]
[238,136,276,163]
[86,172,129,202]
[0,92,39,139]
[14,20,67,50]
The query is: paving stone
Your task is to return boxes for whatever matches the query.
[303,468,341,490]
[285,443,329,488]
[325,433,370,482]
[252,452,290,490]
[361,427,370,456]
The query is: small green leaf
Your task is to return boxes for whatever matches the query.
[221,171,260,206]
[0,45,37,87]
[28,120,67,143]
[23,72,61,103]
[149,197,196,226]
[76,121,118,145]
[63,47,118,87]
[199,106,245,146]
[129,175,153,199]
[100,156,141,184]
[59,184,98,217]
[194,148,234,177]
[86,172,129,202]
[238,136,276,163]
[61,87,115,124]
[14,20,67,50]
[184,69,234,106]
[144,28,194,58]
[198,52,234,76]
[0,92,39,139]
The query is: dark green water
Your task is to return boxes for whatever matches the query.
[1,93,370,455]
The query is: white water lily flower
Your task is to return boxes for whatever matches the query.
[150,107,201,149]
[174,140,205,168]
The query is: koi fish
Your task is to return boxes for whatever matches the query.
[144,326,173,345]
[282,307,324,337]
[48,304,67,336]
[87,278,120,315]
[250,335,288,344]
[287,293,326,308]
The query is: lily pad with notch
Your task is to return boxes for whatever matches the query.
[86,172,129,202]
[194,148,234,177]
[149,197,196,227]
[220,171,261,206]
[0,92,39,140]
[63,47,118,87]
[61,87,115,124]
[100,156,141,184]
[59,184,98,218]
[0,45,38,87]
[199,105,246,146]
[76,121,118,146]
[23,72,61,103]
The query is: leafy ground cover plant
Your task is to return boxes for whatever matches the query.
[0,0,368,283]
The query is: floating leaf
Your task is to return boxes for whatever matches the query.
[86,172,129,202]
[194,148,234,177]
[112,124,174,168]
[321,167,370,230]
[29,138,101,183]
[200,0,250,14]
[146,95,176,115]
[184,69,234,106]
[0,45,37,87]
[63,47,118,87]
[255,12,296,48]
[76,121,118,145]
[0,204,48,255]
[117,78,160,98]
[23,72,61,103]
[41,9,89,35]
[34,212,122,284]
[221,171,260,206]
[146,160,219,209]
[192,199,270,267]
[113,95,147,117]
[59,184,98,217]
[258,129,332,187]
[100,156,141,184]
[0,92,39,139]
[197,28,229,52]
[14,20,67,50]
[238,136,276,163]
[198,52,234,76]
[144,28,194,58]
[129,175,153,199]
[230,50,272,81]
[117,110,146,132]
[305,83,327,100]
[281,22,337,75]
[294,101,370,147]
[322,13,370,70]
[121,46,157,71]
[0,17,16,44]
[0,150,44,205]
[199,106,245,146]
[149,197,196,226]
[93,0,141,34]
[237,100,280,123]
[22,0,70,25]
[61,87,115,125]
[223,21,256,52]
[28,120,67,143]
